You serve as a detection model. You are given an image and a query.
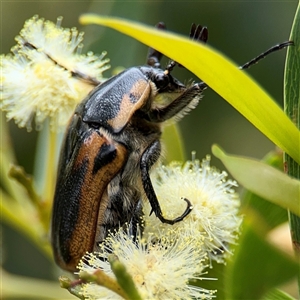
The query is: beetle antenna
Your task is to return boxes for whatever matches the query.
[239,40,293,70]
[174,23,208,68]
[147,22,166,68]
[148,22,209,73]
[189,23,208,44]
[164,23,209,75]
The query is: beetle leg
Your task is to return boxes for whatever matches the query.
[147,83,206,123]
[140,140,193,225]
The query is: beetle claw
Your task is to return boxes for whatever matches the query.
[157,197,193,225]
[198,81,208,91]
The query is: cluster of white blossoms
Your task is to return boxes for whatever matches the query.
[1,15,109,131]
[79,155,242,299]
[78,231,215,300]
[143,154,242,263]
[2,16,242,300]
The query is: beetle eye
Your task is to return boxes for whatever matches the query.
[154,73,169,90]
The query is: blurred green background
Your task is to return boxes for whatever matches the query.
[1,0,298,297]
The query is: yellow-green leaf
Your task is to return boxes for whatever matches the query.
[262,289,296,300]
[212,144,300,216]
[80,14,300,164]
[242,150,288,230]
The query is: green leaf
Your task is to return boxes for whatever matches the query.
[242,150,288,230]
[284,4,300,133]
[262,289,296,300]
[212,144,300,216]
[284,4,300,287]
[79,14,300,165]
[225,222,299,300]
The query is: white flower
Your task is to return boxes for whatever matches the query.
[143,154,242,263]
[78,230,215,300]
[1,15,109,131]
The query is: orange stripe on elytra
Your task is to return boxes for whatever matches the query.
[67,131,127,268]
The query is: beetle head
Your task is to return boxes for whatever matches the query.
[140,64,185,94]
[139,63,188,110]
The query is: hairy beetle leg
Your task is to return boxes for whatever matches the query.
[147,82,205,123]
[140,140,193,225]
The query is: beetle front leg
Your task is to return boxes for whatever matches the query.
[140,140,193,225]
[147,83,206,122]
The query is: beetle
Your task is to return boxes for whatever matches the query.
[51,20,292,272]
[51,23,208,272]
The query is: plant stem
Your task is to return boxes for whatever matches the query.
[45,129,57,202]
[41,128,59,231]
